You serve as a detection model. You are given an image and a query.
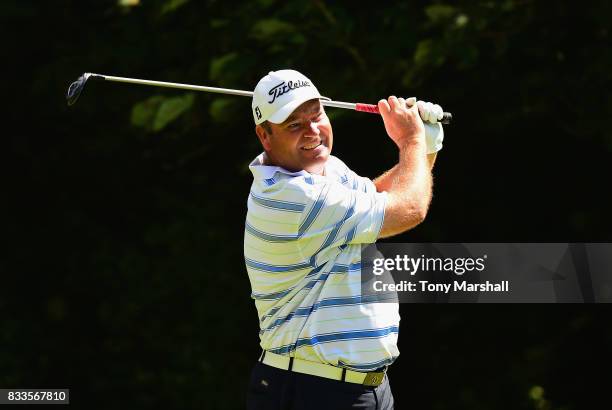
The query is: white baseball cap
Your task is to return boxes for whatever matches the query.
[252,69,330,125]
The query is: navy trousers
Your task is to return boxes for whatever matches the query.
[246,362,394,410]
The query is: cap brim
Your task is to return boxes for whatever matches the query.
[267,96,332,124]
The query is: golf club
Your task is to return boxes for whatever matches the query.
[67,72,452,124]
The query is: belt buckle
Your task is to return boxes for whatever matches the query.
[363,371,384,387]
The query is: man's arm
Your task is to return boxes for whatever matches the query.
[374,97,433,239]
[373,152,437,192]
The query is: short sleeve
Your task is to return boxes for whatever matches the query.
[297,178,387,248]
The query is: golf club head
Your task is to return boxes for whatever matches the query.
[66,73,92,106]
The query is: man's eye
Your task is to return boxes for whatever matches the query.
[288,123,300,129]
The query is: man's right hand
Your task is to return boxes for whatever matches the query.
[377,96,426,149]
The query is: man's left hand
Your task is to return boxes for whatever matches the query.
[414,100,445,154]
[417,100,444,124]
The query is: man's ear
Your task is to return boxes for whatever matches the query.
[255,125,272,151]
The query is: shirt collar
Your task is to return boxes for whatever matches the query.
[248,152,311,181]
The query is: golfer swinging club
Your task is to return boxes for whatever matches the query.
[244,69,444,409]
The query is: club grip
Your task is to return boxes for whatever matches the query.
[355,103,452,125]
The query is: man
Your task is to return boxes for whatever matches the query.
[244,69,444,409]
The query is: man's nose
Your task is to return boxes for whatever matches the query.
[305,121,320,136]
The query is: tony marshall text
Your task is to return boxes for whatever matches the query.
[373,280,509,293]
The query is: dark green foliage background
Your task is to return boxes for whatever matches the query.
[4,0,611,409]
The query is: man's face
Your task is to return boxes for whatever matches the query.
[255,99,333,175]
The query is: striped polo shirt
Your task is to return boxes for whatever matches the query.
[244,153,400,372]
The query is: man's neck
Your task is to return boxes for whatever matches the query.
[261,152,327,176]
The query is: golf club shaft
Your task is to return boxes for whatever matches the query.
[97,74,253,97]
[85,73,452,124]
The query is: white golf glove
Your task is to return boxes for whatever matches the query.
[417,100,444,154]
[417,100,444,124]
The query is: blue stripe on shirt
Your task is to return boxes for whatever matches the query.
[316,194,355,252]
[251,287,293,301]
[245,222,297,243]
[298,186,328,234]
[250,193,305,212]
[245,257,312,273]
[345,226,357,244]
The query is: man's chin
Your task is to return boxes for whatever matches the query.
[303,156,329,175]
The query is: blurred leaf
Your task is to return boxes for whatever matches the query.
[502,0,517,12]
[251,19,293,40]
[130,94,194,132]
[250,19,305,44]
[414,39,433,66]
[153,93,195,132]
[209,52,239,82]
[425,4,456,23]
[160,0,189,15]
[131,95,165,129]
[455,14,469,28]
[529,385,544,400]
[118,0,139,6]
[210,18,229,28]
[413,39,447,68]
[209,98,238,123]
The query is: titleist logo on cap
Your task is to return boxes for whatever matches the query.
[268,80,311,103]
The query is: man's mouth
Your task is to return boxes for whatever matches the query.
[301,141,322,150]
